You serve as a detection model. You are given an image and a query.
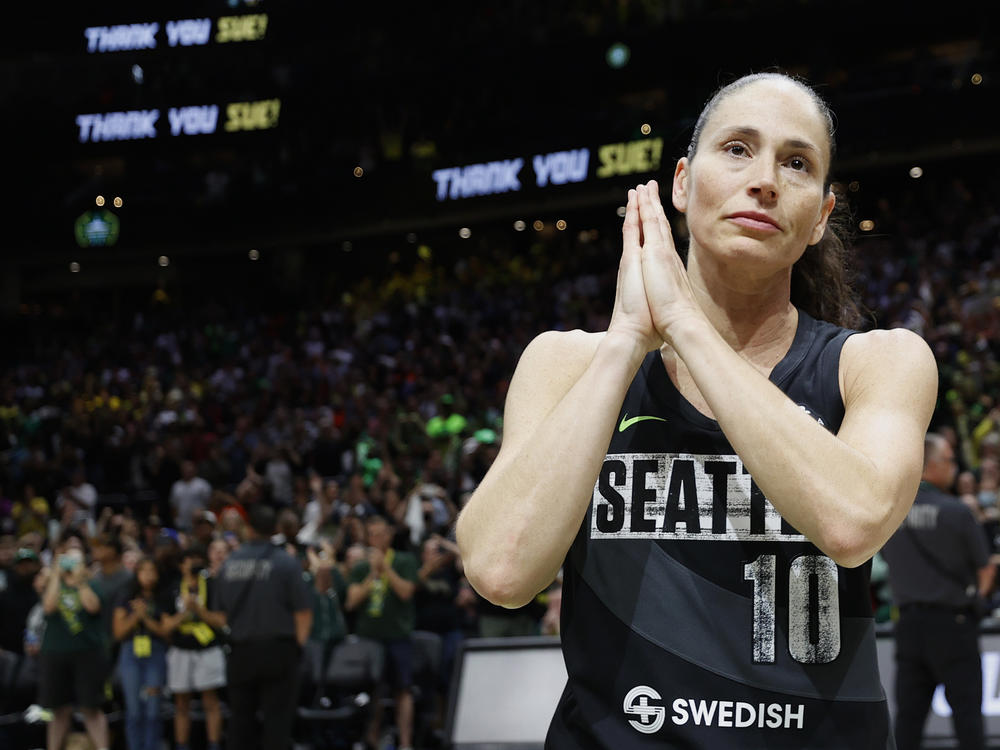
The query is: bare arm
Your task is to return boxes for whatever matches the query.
[113,605,141,641]
[385,565,416,601]
[674,323,935,566]
[76,581,101,615]
[143,613,173,640]
[979,563,996,600]
[42,567,62,614]
[294,609,313,646]
[345,577,374,611]
[637,181,937,567]
[458,188,662,608]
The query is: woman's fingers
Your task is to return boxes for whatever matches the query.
[636,181,674,253]
[622,188,640,251]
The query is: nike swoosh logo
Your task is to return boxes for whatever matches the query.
[618,413,667,432]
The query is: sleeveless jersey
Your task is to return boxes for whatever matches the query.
[547,310,893,749]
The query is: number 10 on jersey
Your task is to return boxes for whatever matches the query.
[744,554,841,664]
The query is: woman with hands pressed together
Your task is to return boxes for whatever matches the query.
[457,72,937,748]
[113,557,172,750]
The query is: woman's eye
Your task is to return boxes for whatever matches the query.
[726,143,746,157]
[787,157,808,171]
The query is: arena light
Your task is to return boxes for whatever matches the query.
[640,123,652,136]
[859,220,875,232]
[353,166,364,178]
[513,220,526,232]
[406,233,417,244]
[95,195,105,207]
[532,220,544,231]
[556,220,567,231]
[971,73,983,85]
[158,255,170,267]
[616,206,627,218]
[342,241,353,252]
[909,166,923,179]
[606,42,630,69]
[458,227,471,239]
[70,262,81,273]
[248,249,260,260]
[848,181,860,193]
[113,196,123,208]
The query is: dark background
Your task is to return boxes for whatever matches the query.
[3,0,998,313]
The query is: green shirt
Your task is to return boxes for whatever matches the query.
[41,583,104,653]
[309,567,348,644]
[349,550,418,641]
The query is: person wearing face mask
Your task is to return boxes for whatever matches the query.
[38,532,110,750]
[457,71,937,749]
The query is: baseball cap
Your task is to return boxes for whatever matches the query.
[194,510,218,526]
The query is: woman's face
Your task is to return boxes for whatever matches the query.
[208,539,229,568]
[672,78,835,284]
[137,560,159,590]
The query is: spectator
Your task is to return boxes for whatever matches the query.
[346,515,418,750]
[169,460,213,532]
[296,475,338,546]
[90,533,134,658]
[24,564,49,656]
[0,533,14,592]
[39,533,109,750]
[165,546,227,750]
[190,509,219,549]
[112,557,172,750]
[265,444,296,507]
[10,490,49,540]
[207,538,230,577]
[0,547,42,654]
[55,467,98,533]
[336,472,377,523]
[414,534,465,700]
[198,441,232,492]
[304,536,348,687]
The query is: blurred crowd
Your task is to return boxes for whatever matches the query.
[1,163,999,748]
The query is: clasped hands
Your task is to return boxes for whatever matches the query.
[609,180,700,353]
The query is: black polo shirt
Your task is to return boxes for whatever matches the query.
[882,481,990,608]
[212,540,311,642]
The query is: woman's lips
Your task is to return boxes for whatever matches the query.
[728,213,781,232]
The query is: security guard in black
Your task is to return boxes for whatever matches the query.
[213,505,312,750]
[881,433,994,750]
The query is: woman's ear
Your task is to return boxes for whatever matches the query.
[809,189,836,246]
[672,158,689,213]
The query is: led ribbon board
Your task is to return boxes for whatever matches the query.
[84,14,268,53]
[76,100,281,142]
[431,137,664,200]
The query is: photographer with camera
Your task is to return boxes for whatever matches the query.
[164,546,227,750]
[39,531,109,750]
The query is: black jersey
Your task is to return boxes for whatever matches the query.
[548,311,893,749]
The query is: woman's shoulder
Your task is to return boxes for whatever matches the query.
[841,326,934,368]
[515,329,605,376]
[840,327,937,403]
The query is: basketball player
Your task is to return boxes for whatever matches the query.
[457,72,937,748]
